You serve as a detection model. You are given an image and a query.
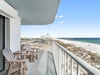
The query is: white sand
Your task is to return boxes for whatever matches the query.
[56,39,100,54]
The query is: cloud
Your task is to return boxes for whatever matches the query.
[55,16,57,18]
[55,15,64,19]
[58,15,63,18]
[31,26,38,28]
[60,21,65,24]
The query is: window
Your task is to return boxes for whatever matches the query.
[0,15,5,72]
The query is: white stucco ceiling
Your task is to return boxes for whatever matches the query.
[5,0,60,25]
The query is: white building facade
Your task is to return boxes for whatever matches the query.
[0,0,21,73]
[0,0,59,73]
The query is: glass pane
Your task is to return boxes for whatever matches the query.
[0,15,4,71]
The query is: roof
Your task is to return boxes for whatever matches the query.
[5,0,60,25]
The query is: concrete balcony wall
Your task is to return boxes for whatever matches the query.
[0,1,21,74]
[0,0,21,52]
[9,16,21,52]
[5,16,21,52]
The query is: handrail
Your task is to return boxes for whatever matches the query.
[50,39,100,75]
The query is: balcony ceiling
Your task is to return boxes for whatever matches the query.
[5,0,60,25]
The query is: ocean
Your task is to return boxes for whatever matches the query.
[58,38,100,45]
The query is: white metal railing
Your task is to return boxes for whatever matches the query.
[48,39,100,75]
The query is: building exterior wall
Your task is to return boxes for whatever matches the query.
[10,16,21,52]
[0,0,18,18]
[0,0,21,74]
[0,0,21,52]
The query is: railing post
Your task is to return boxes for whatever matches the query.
[59,48,62,75]
[62,51,65,75]
[71,57,73,75]
[58,46,59,75]
[61,50,63,75]
[77,64,80,75]
[67,54,69,75]
[64,52,66,75]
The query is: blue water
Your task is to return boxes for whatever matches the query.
[58,38,100,45]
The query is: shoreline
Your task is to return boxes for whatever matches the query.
[57,39,100,54]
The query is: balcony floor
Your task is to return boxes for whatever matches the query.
[26,51,48,75]
[26,50,57,75]
[1,50,56,75]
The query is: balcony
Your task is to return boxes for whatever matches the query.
[48,38,100,75]
[1,38,100,75]
[26,51,56,75]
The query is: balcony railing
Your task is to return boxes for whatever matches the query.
[48,38,100,75]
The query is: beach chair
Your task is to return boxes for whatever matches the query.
[3,49,27,75]
[23,44,38,61]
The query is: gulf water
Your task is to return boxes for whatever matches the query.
[58,38,100,45]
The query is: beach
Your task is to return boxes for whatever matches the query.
[53,38,100,70]
[58,39,100,54]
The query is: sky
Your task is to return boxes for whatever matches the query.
[21,0,100,38]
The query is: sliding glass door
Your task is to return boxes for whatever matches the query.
[0,15,5,72]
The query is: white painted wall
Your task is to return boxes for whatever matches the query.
[5,17,21,52]
[10,17,21,52]
[0,1,21,73]
[0,0,18,18]
[0,0,21,52]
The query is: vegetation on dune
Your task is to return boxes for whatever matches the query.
[55,40,100,70]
